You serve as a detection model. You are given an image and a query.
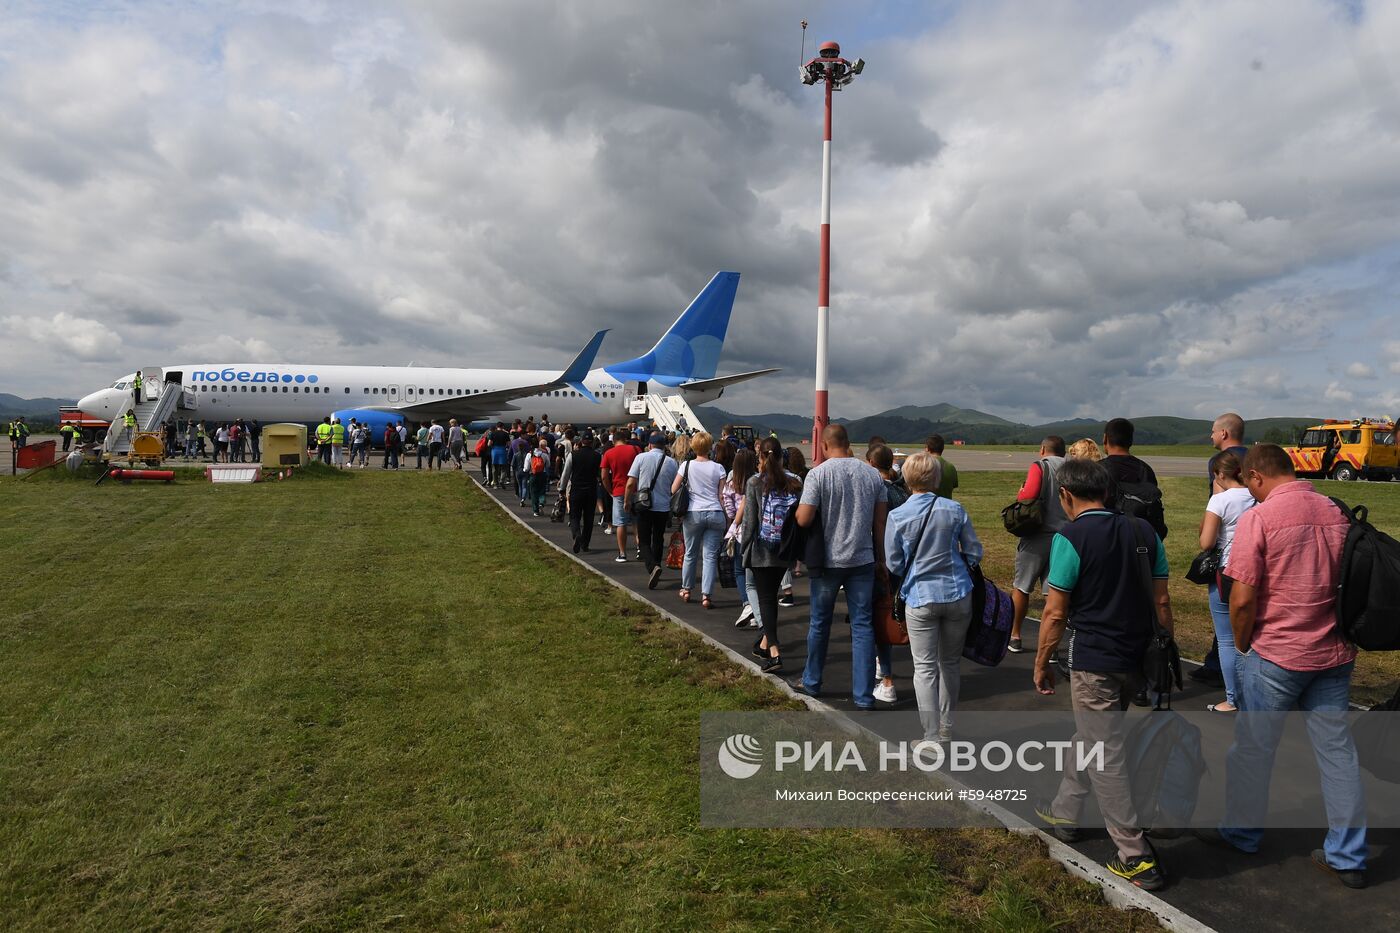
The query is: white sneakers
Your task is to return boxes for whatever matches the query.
[733,605,756,628]
[873,680,897,704]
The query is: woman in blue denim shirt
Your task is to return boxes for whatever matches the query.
[883,451,983,742]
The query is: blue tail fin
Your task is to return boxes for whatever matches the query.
[605,271,740,387]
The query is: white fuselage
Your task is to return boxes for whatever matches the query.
[77,363,721,426]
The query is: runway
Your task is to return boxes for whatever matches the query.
[916,447,1211,478]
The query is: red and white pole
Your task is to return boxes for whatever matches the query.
[812,77,834,463]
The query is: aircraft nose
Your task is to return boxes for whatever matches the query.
[78,389,114,413]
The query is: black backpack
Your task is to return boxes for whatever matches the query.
[1126,711,1207,838]
[1353,683,1400,783]
[1115,464,1168,540]
[1330,497,1400,651]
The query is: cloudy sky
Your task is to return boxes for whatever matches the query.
[2,0,1399,422]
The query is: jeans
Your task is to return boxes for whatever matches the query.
[1207,581,1241,707]
[748,566,788,650]
[681,510,726,595]
[384,447,399,469]
[802,563,877,708]
[568,489,596,551]
[1220,654,1366,870]
[734,558,749,607]
[529,473,547,512]
[905,596,974,740]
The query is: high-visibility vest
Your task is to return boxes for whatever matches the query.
[6,421,15,439]
[123,414,136,428]
[316,423,332,443]
[132,373,143,389]
[331,423,345,444]
[16,422,27,438]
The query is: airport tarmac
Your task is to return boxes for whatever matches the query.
[477,476,1400,933]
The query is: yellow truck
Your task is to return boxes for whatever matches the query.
[1284,419,1399,481]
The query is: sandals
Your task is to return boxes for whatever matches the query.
[1207,703,1237,713]
[679,588,691,603]
[702,595,713,610]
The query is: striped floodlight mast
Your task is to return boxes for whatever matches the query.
[800,35,863,463]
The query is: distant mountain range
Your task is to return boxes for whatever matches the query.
[0,394,74,420]
[696,404,1318,446]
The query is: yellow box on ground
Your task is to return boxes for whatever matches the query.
[260,423,308,467]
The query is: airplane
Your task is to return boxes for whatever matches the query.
[74,271,778,442]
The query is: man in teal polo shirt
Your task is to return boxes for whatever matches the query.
[1030,457,1174,892]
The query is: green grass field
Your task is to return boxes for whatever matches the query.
[952,473,1400,702]
[0,468,1153,931]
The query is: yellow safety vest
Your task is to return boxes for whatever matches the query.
[331,423,345,444]
[123,414,136,428]
[316,423,333,443]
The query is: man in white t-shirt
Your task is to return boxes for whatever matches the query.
[791,424,889,709]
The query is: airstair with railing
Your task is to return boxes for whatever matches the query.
[641,393,706,436]
[102,368,198,457]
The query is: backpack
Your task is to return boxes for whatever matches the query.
[1329,497,1400,651]
[1125,711,1207,838]
[759,487,800,545]
[962,565,1014,666]
[530,451,547,475]
[884,479,910,511]
[1115,467,1168,540]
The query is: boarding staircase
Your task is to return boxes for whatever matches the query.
[102,369,198,457]
[642,393,706,436]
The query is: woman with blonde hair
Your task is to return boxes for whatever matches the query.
[671,431,729,608]
[671,432,693,463]
[1066,438,1103,461]
[883,451,983,743]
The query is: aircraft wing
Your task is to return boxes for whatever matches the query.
[369,329,609,419]
[678,368,781,394]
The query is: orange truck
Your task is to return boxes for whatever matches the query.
[57,406,111,445]
[1283,419,1399,482]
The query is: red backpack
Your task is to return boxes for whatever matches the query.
[529,450,547,475]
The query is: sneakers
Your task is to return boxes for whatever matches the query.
[734,605,756,628]
[614,555,627,563]
[1033,799,1083,843]
[603,526,613,535]
[648,566,662,590]
[778,592,795,608]
[1311,849,1366,889]
[1105,853,1166,891]
[1007,637,1025,654]
[873,680,897,704]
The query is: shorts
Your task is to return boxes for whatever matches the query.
[1013,532,1055,595]
[612,495,635,526]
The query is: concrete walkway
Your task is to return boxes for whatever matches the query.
[474,474,1399,933]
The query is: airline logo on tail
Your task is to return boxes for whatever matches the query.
[605,271,740,387]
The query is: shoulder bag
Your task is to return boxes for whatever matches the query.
[670,461,691,517]
[1001,459,1048,537]
[633,453,664,514]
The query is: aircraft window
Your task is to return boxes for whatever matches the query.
[345,387,350,394]
[372,388,379,395]
[293,386,299,393]
[362,387,369,394]
[220,386,227,392]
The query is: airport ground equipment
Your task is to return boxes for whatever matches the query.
[206,464,261,484]
[1283,418,1399,481]
[641,393,706,435]
[106,468,175,484]
[13,440,57,472]
[57,407,110,444]
[100,368,198,460]
[260,423,309,468]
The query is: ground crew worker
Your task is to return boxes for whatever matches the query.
[60,422,77,451]
[7,419,17,450]
[122,410,137,444]
[132,371,143,404]
[316,417,333,464]
[331,417,345,468]
[13,416,30,448]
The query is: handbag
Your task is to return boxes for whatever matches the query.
[1184,547,1220,586]
[665,530,685,570]
[962,566,1014,666]
[1001,459,1049,537]
[718,540,737,589]
[669,461,691,517]
[633,452,665,513]
[1133,520,1183,707]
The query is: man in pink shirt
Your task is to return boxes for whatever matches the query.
[1202,444,1366,888]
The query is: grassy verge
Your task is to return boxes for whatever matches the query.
[0,471,1152,930]
[954,473,1400,702]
